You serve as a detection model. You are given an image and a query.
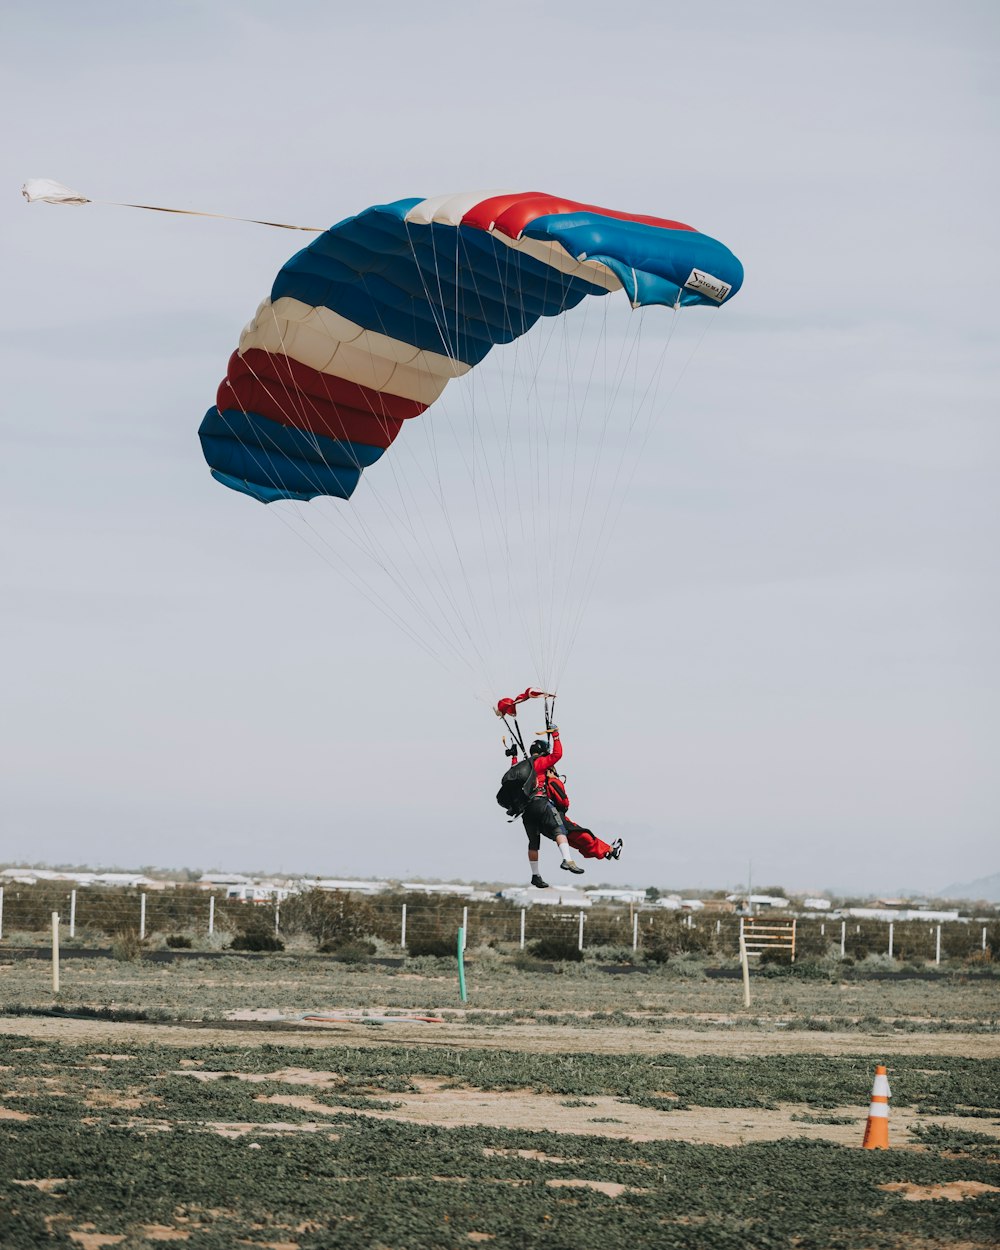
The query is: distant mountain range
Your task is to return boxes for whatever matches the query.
[940,871,1000,903]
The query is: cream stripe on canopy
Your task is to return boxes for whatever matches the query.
[239,297,471,405]
[403,189,514,226]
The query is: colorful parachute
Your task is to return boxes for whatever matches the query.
[199,191,743,503]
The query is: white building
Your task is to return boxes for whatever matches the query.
[842,907,960,923]
[726,894,791,910]
[306,878,391,895]
[400,882,479,897]
[499,886,592,908]
[585,888,647,905]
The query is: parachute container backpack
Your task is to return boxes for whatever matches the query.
[200,191,744,698]
[497,758,537,817]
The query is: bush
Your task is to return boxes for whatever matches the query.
[165,934,192,949]
[320,939,377,961]
[111,930,146,962]
[529,936,583,962]
[281,889,377,948]
[229,931,284,953]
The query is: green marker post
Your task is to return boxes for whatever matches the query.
[457,925,467,1003]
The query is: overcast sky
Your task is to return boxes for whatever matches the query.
[2,0,997,895]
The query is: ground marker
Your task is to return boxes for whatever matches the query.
[862,1065,891,1149]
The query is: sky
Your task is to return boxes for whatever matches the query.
[2,0,997,895]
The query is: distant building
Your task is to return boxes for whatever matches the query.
[698,898,737,914]
[802,897,832,911]
[652,896,683,910]
[400,882,479,898]
[498,886,592,908]
[306,878,391,895]
[726,894,790,911]
[842,907,961,922]
[0,868,156,889]
[585,888,647,905]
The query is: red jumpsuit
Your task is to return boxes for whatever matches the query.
[544,770,614,860]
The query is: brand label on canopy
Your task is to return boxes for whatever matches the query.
[684,269,732,302]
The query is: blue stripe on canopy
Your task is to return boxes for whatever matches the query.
[522,213,744,308]
[198,407,384,502]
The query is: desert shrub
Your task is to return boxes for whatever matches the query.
[643,939,672,964]
[281,888,376,948]
[229,930,284,952]
[320,938,376,961]
[165,934,192,949]
[529,936,583,962]
[111,929,146,962]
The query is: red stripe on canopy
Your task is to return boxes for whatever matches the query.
[217,350,425,448]
[462,193,696,240]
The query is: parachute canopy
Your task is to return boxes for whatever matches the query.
[199,190,743,504]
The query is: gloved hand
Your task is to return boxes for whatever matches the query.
[548,724,559,733]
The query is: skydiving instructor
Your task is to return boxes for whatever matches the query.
[522,728,584,888]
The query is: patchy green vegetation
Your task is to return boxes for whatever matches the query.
[1,1037,998,1249]
[2,1037,999,1121]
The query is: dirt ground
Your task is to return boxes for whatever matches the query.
[3,1012,998,1058]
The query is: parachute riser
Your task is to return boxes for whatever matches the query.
[502,715,527,758]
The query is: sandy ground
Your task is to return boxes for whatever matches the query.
[179,1071,1000,1148]
[3,1013,998,1058]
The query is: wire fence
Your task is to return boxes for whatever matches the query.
[0,884,996,965]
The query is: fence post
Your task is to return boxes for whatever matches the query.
[51,912,60,994]
[577,910,584,952]
[715,918,721,935]
[274,900,280,936]
[209,895,215,936]
[840,920,846,958]
[887,922,894,959]
[69,889,77,939]
[820,922,825,937]
[935,925,941,965]
[400,903,407,950]
[519,908,525,949]
[633,911,639,952]
[461,905,468,952]
[983,926,988,952]
[0,886,4,939]
[738,928,751,1008]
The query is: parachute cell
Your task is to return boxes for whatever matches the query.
[199,190,743,504]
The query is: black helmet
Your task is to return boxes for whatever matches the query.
[529,739,548,756]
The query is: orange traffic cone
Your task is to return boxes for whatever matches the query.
[862,1064,891,1149]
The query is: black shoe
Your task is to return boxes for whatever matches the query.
[605,838,623,861]
[530,874,549,889]
[560,859,584,875]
